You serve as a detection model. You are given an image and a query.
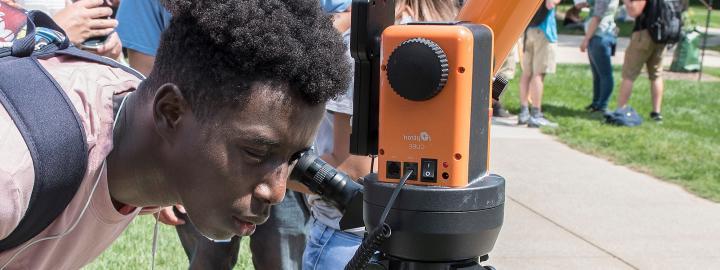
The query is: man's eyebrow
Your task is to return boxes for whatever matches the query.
[247,136,281,146]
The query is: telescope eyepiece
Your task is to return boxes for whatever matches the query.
[291,149,363,211]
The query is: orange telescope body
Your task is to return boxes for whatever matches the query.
[457,0,544,73]
[377,0,542,187]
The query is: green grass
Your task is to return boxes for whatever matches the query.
[704,66,720,77]
[84,216,254,269]
[501,64,720,201]
[688,6,720,28]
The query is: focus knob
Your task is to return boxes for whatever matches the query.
[386,38,449,101]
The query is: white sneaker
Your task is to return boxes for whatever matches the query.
[528,114,558,128]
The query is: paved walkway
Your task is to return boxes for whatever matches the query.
[555,34,720,68]
[484,119,720,269]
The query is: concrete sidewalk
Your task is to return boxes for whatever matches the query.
[555,34,720,68]
[484,120,720,269]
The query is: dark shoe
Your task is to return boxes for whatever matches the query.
[493,106,513,117]
[492,101,513,118]
[585,104,606,113]
[650,112,663,122]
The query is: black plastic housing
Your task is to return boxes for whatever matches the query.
[349,0,396,156]
[363,174,505,262]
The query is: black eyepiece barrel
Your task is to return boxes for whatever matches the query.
[291,150,363,211]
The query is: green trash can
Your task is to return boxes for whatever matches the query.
[671,28,702,72]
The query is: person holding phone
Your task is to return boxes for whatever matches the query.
[3,0,122,59]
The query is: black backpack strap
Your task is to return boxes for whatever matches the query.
[9,10,71,58]
[0,56,88,251]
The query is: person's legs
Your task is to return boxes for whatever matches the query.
[519,38,533,109]
[618,31,649,109]
[250,190,310,270]
[650,78,663,113]
[174,208,241,270]
[528,29,556,114]
[493,45,518,118]
[519,71,532,108]
[616,78,635,108]
[645,40,666,118]
[518,31,535,125]
[527,72,559,127]
[529,73,544,110]
[303,219,362,270]
[525,28,557,128]
[594,35,615,111]
[587,36,602,109]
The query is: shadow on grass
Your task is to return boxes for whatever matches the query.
[542,104,606,122]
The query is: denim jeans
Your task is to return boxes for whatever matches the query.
[175,190,309,270]
[303,218,363,270]
[587,34,616,110]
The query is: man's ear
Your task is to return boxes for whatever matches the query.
[153,83,191,141]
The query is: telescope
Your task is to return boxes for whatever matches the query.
[293,0,544,269]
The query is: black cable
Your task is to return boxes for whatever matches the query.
[344,170,412,270]
[369,155,376,173]
[378,170,411,227]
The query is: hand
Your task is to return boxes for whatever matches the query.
[53,0,117,46]
[94,32,122,59]
[154,205,187,226]
[580,37,589,52]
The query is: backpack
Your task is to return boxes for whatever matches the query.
[643,0,683,44]
[0,8,143,252]
[605,106,643,127]
[528,4,549,27]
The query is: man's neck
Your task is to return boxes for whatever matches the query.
[106,93,178,208]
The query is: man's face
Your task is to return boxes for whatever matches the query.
[165,83,324,240]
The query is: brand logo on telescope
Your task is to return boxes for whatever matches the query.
[403,132,431,142]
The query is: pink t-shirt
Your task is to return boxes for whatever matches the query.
[0,56,142,269]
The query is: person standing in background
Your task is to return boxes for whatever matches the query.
[579,0,619,114]
[518,0,561,128]
[614,0,682,122]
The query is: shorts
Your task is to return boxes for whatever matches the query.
[497,41,520,79]
[622,30,667,81]
[521,28,557,76]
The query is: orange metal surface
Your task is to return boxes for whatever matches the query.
[378,24,489,187]
[456,0,543,73]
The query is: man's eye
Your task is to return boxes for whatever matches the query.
[244,149,268,161]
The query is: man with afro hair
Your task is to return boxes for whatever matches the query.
[0,0,350,268]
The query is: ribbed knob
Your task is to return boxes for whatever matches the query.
[386,38,449,101]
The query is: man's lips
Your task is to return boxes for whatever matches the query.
[232,216,258,236]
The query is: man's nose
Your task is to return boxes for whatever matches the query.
[255,163,289,205]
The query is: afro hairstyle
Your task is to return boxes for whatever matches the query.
[146,0,352,118]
